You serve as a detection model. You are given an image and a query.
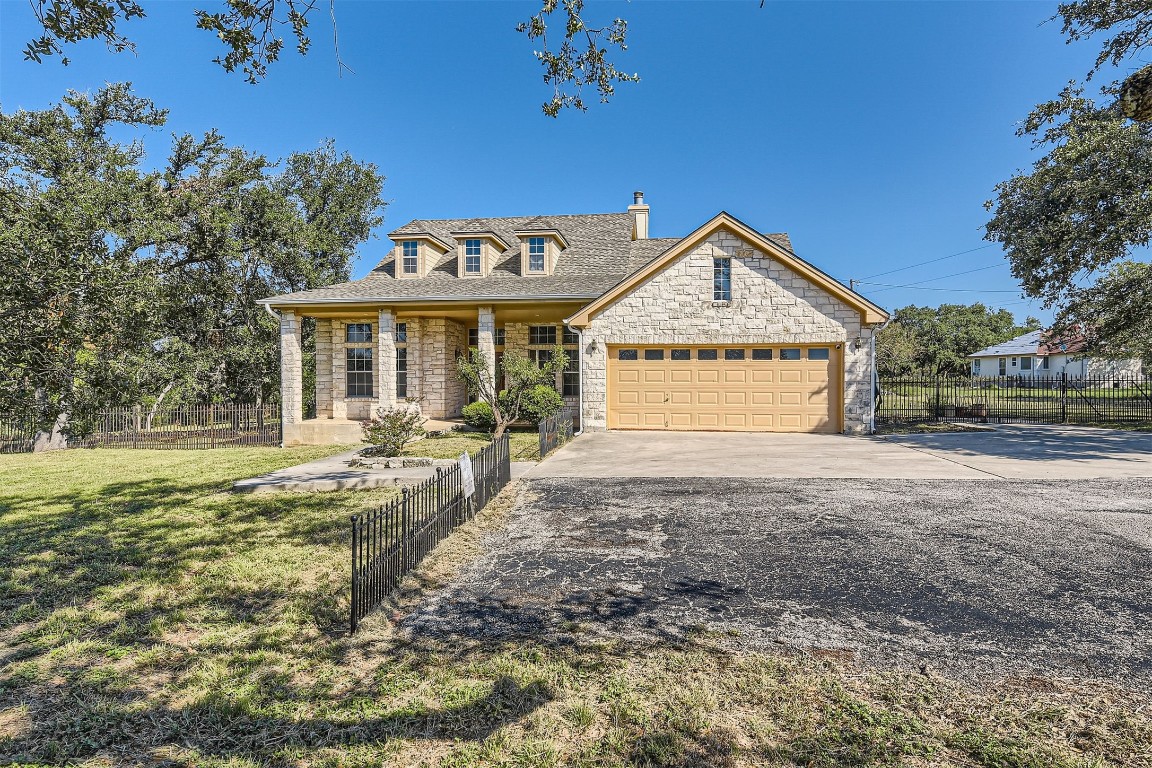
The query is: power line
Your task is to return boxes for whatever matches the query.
[855,280,1022,294]
[864,263,1004,294]
[857,244,996,281]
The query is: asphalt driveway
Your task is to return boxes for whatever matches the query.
[402,476,1152,688]
[529,424,1152,479]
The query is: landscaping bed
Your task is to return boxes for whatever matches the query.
[399,429,541,461]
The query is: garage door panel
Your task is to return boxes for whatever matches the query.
[608,346,839,433]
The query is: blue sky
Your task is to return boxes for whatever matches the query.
[0,1,1127,322]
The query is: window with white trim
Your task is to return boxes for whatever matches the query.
[464,239,482,275]
[401,241,419,275]
[713,257,731,301]
[396,323,408,398]
[346,348,373,397]
[528,237,546,273]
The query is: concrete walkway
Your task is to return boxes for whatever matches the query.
[529,425,1152,480]
[233,449,538,494]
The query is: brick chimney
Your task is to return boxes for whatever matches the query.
[629,191,649,240]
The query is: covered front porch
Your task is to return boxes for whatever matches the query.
[276,301,585,446]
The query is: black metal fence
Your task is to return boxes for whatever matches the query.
[878,374,1152,426]
[350,432,511,633]
[0,404,281,452]
[539,407,577,458]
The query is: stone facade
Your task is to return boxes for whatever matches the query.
[580,230,878,433]
[279,310,303,424]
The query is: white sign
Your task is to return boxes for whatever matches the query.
[459,451,475,498]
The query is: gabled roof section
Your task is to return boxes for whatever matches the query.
[565,212,889,326]
[448,229,513,250]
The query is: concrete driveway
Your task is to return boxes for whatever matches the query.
[529,424,1152,480]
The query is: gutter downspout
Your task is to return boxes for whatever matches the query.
[869,316,892,435]
[574,327,585,436]
[263,304,285,447]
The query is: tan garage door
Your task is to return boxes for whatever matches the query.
[607,345,841,432]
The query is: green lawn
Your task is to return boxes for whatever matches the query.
[404,429,541,461]
[1,448,1148,766]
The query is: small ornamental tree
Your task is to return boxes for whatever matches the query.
[362,403,427,457]
[456,345,568,438]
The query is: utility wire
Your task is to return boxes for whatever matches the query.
[857,244,996,281]
[865,263,1004,294]
[855,280,1022,294]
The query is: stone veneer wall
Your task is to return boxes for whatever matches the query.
[410,318,468,418]
[314,318,332,418]
[581,230,878,433]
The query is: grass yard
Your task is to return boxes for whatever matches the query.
[404,429,541,461]
[2,449,1149,766]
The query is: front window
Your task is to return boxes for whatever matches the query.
[395,322,407,343]
[467,328,478,348]
[529,348,553,370]
[973,359,982,374]
[346,323,372,343]
[346,348,373,397]
[396,347,408,399]
[464,239,482,275]
[1020,356,1033,371]
[529,325,557,345]
[1039,356,1050,370]
[563,345,580,396]
[713,257,731,301]
[402,241,419,274]
[528,237,546,272]
[998,357,1007,375]
[494,328,506,347]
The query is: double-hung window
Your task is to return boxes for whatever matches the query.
[713,257,731,301]
[464,239,482,275]
[345,323,374,398]
[528,237,546,273]
[346,348,373,397]
[401,241,419,275]
[395,322,408,398]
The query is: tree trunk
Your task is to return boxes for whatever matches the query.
[32,412,70,452]
[145,382,175,430]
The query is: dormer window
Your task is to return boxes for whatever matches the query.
[464,239,482,275]
[402,241,419,275]
[514,226,569,277]
[528,237,546,273]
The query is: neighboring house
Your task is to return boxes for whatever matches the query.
[967,330,1143,378]
[259,194,889,445]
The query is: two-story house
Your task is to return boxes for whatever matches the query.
[259,194,889,445]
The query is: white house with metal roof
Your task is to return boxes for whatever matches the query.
[968,330,1143,378]
[260,194,890,445]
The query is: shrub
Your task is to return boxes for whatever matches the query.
[521,384,564,425]
[461,400,496,432]
[362,405,427,457]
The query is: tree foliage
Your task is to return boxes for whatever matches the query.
[876,304,1039,377]
[21,0,638,116]
[456,346,568,438]
[985,1,1152,361]
[0,84,385,431]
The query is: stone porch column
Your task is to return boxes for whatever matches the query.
[279,310,303,424]
[477,306,496,394]
[377,309,397,412]
[331,320,347,419]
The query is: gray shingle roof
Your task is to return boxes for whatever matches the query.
[262,211,794,304]
[969,331,1045,358]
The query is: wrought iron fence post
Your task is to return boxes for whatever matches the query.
[1061,371,1068,423]
[350,515,360,634]
[400,487,410,572]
